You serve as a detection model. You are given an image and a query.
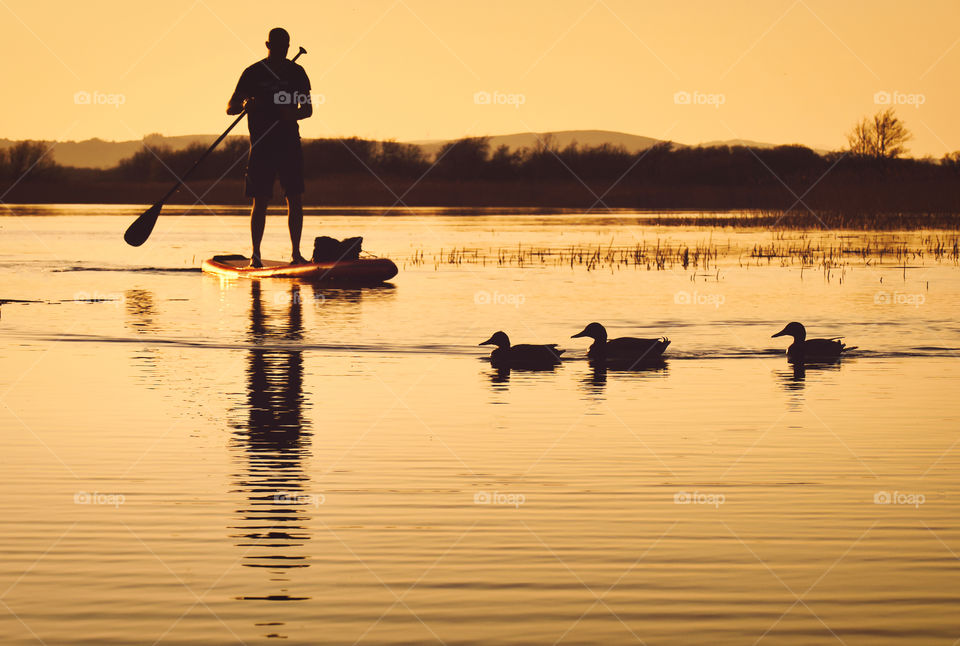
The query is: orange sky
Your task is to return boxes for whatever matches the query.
[2,0,959,156]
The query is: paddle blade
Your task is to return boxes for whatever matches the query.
[124,202,162,246]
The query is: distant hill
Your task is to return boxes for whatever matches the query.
[699,138,776,149]
[0,130,820,169]
[0,134,240,169]
[412,132,831,158]
[409,129,665,158]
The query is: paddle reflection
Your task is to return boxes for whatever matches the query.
[124,288,158,333]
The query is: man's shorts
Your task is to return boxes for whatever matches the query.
[244,135,305,199]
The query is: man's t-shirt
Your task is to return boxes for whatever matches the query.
[229,59,311,142]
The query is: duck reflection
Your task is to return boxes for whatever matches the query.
[775,361,842,410]
[578,359,669,397]
[231,280,313,607]
[488,365,512,386]
[485,362,562,388]
[581,363,608,396]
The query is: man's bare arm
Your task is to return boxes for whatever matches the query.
[227,71,250,115]
[227,96,254,115]
[297,100,313,120]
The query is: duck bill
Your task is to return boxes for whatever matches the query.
[571,330,589,339]
[479,336,495,346]
[771,327,789,338]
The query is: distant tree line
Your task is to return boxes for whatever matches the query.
[0,141,61,182]
[83,131,960,186]
[3,109,959,213]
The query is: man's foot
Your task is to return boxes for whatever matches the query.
[291,253,308,265]
[249,255,263,268]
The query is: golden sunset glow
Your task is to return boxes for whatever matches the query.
[3,3,960,645]
[3,0,960,155]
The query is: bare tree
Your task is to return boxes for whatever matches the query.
[533,133,558,155]
[1,141,58,181]
[846,119,873,156]
[846,108,911,159]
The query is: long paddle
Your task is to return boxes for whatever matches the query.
[124,46,308,246]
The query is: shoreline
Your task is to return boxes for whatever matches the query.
[4,200,960,231]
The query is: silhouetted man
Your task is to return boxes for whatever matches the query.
[227,27,312,267]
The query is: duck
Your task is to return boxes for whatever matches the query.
[571,322,670,366]
[771,322,855,363]
[479,331,564,369]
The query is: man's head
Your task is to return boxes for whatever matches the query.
[266,27,290,58]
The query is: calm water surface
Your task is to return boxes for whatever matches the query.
[1,206,959,645]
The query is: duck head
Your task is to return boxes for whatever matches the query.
[479,331,511,349]
[772,322,806,342]
[572,322,607,342]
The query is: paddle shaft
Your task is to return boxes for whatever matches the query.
[124,46,307,246]
[158,47,307,204]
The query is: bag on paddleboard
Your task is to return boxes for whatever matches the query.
[312,236,362,262]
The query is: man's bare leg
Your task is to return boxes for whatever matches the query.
[250,196,268,268]
[287,193,307,264]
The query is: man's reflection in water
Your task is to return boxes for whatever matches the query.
[231,281,313,609]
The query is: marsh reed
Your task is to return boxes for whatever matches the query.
[402,232,960,272]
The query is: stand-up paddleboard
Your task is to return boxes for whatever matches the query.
[202,254,398,284]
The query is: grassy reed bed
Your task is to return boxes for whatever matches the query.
[402,233,960,272]
[747,234,959,267]
[405,241,719,272]
[644,210,960,230]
